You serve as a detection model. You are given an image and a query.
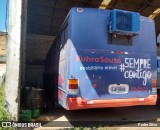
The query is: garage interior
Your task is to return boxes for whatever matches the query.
[14,0,160,122]
[24,0,160,87]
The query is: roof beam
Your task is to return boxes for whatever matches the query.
[99,0,119,9]
[135,0,154,13]
[99,0,112,9]
[149,8,160,19]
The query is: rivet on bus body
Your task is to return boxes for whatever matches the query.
[140,17,145,21]
[77,8,83,12]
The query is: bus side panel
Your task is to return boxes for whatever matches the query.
[44,41,60,108]
[157,57,160,89]
[58,40,70,109]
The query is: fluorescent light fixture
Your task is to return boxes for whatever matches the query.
[99,0,112,9]
[149,8,160,19]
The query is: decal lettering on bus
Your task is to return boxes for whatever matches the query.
[120,58,152,85]
[130,86,149,92]
[76,56,121,64]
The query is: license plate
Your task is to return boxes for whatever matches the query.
[109,84,129,94]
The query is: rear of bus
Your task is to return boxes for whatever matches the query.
[59,8,157,110]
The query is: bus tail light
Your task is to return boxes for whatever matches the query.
[68,79,79,95]
[152,79,157,92]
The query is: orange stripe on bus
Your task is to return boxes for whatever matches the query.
[67,95,157,110]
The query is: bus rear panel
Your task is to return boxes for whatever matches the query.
[48,8,157,110]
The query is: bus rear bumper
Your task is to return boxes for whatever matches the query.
[67,95,157,110]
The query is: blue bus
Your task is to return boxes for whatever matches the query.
[157,56,160,107]
[44,8,157,110]
[157,56,160,89]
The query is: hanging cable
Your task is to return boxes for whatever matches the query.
[5,0,20,46]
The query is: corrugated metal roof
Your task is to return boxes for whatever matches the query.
[27,0,160,36]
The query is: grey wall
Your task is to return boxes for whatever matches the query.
[25,34,55,87]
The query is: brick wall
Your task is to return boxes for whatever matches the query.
[0,34,7,57]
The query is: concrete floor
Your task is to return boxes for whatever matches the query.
[30,105,160,129]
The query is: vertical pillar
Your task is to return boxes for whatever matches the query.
[5,0,23,120]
